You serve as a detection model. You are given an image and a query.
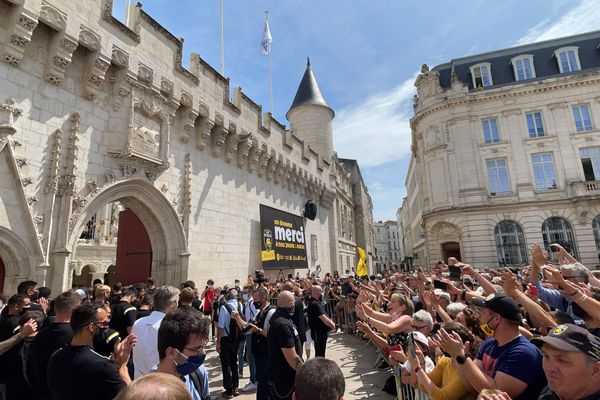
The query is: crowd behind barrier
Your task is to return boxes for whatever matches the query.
[3,242,600,400]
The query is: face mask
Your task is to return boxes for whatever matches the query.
[208,285,213,289]
[480,316,497,338]
[174,349,206,376]
[287,306,295,316]
[242,294,250,301]
[254,301,262,309]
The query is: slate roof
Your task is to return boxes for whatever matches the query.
[432,30,600,91]
[287,57,334,119]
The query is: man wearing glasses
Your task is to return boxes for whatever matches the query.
[155,309,212,400]
[47,303,137,400]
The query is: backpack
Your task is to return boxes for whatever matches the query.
[189,368,211,400]
[223,302,243,343]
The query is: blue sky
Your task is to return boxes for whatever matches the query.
[116,0,600,220]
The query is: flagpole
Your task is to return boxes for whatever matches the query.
[220,0,224,75]
[266,10,273,114]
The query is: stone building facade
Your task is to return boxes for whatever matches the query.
[374,220,402,271]
[0,0,373,293]
[400,30,600,269]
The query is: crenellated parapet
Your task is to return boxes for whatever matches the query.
[0,0,337,208]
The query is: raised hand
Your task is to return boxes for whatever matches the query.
[531,244,548,268]
[434,328,464,358]
[18,319,37,338]
[500,269,521,296]
[112,334,137,368]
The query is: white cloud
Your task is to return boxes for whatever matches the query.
[333,76,416,168]
[517,0,600,44]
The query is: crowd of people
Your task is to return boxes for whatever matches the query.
[0,269,347,400]
[353,242,600,400]
[2,240,600,400]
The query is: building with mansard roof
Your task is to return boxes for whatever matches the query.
[398,30,600,269]
[0,0,374,293]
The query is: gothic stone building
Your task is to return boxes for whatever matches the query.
[0,0,374,293]
[401,30,600,269]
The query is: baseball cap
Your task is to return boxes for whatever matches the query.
[471,293,522,322]
[411,331,429,349]
[532,324,600,361]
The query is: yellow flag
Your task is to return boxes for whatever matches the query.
[356,247,367,277]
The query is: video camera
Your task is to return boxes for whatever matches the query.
[253,269,268,284]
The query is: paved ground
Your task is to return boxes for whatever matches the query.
[204,332,394,399]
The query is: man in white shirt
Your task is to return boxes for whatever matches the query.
[131,285,180,378]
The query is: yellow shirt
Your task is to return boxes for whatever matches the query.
[420,356,477,400]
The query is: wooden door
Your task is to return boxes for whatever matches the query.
[115,209,152,285]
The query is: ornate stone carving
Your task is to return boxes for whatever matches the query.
[45,130,61,194]
[180,91,193,107]
[145,171,156,182]
[1,11,37,66]
[137,63,153,84]
[160,78,174,97]
[266,152,279,181]
[45,34,78,85]
[40,1,67,31]
[257,148,273,178]
[86,180,98,195]
[424,124,445,149]
[27,196,38,206]
[84,54,111,100]
[182,153,192,216]
[211,124,230,158]
[0,98,23,150]
[16,158,27,168]
[33,215,44,225]
[79,25,101,51]
[177,108,198,144]
[248,142,266,173]
[21,177,33,186]
[414,67,442,102]
[237,135,255,169]
[57,113,80,196]
[160,184,168,193]
[111,45,129,68]
[196,120,214,151]
[225,129,251,163]
[121,164,137,178]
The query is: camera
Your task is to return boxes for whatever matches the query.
[241,317,258,333]
[253,269,267,284]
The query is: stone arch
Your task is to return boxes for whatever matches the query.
[0,227,37,294]
[428,221,462,264]
[67,179,189,288]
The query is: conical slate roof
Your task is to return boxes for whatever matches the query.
[286,57,334,119]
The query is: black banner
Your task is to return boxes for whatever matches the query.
[259,204,308,270]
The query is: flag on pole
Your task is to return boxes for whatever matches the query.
[261,18,272,55]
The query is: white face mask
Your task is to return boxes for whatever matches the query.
[242,293,250,301]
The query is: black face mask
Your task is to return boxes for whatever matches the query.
[254,301,262,309]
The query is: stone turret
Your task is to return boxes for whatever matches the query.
[286,58,334,159]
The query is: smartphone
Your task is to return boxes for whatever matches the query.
[449,265,461,280]
[528,284,538,296]
[433,280,448,290]
[407,333,417,357]
[508,267,519,275]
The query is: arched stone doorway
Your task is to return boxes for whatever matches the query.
[441,242,461,263]
[72,264,93,287]
[0,227,38,295]
[64,179,188,290]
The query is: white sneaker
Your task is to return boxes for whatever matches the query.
[240,382,257,392]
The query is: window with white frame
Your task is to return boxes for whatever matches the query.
[486,159,510,194]
[482,118,500,144]
[526,112,545,138]
[470,63,493,89]
[580,147,600,181]
[511,55,535,81]
[531,153,557,190]
[554,47,581,73]
[572,104,593,132]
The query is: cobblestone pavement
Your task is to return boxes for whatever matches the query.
[204,332,394,400]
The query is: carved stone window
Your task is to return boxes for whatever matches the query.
[554,46,581,74]
[511,55,536,81]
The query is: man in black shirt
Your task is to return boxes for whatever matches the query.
[47,302,136,400]
[306,285,335,357]
[267,291,303,400]
[282,282,306,346]
[28,291,81,400]
[109,287,137,339]
[109,282,123,305]
[0,294,29,341]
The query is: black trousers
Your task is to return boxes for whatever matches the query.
[219,337,240,392]
[253,350,270,400]
[313,330,328,357]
